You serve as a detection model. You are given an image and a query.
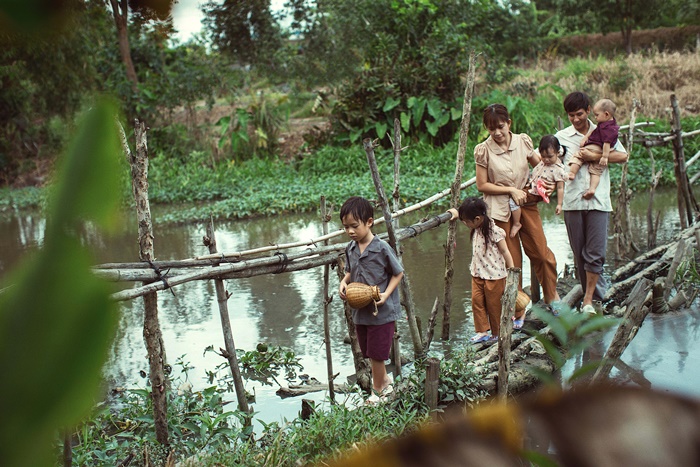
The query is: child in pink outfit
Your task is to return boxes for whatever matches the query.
[529,135,568,214]
[567,98,619,200]
[508,135,568,236]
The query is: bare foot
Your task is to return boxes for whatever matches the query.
[510,223,522,238]
[582,188,596,200]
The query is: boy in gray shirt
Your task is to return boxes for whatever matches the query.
[338,196,403,403]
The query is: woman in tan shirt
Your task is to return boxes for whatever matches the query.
[474,104,561,313]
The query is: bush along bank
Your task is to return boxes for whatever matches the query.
[2,116,696,225]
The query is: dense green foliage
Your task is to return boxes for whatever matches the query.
[3,110,695,226]
[65,346,486,466]
[2,0,698,188]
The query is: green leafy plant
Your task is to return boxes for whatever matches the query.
[527,306,620,385]
[66,378,247,466]
[216,108,252,159]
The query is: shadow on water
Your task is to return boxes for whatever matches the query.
[1,187,699,426]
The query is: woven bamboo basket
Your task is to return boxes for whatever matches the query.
[515,290,531,313]
[345,282,381,315]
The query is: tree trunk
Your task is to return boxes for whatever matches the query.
[129,120,168,445]
[109,0,139,92]
[623,23,633,55]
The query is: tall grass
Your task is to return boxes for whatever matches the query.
[502,51,700,122]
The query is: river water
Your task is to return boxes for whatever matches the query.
[1,187,699,427]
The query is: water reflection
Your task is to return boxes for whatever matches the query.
[1,188,699,426]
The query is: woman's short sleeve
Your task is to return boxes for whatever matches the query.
[474,143,488,168]
[521,133,535,157]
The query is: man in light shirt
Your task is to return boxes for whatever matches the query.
[555,92,628,315]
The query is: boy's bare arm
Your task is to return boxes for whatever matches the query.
[376,271,404,306]
[339,272,351,299]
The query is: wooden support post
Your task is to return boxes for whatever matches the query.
[391,117,403,235]
[497,268,520,399]
[423,297,440,353]
[320,196,335,402]
[646,147,662,249]
[389,118,404,378]
[363,138,423,359]
[612,99,640,260]
[591,278,653,384]
[204,217,251,423]
[425,357,440,421]
[671,94,698,228]
[127,119,169,444]
[335,257,371,391]
[391,332,401,378]
[300,399,315,421]
[442,50,477,341]
[663,237,687,301]
[652,277,670,314]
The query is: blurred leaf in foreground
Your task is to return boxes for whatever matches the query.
[0,99,122,465]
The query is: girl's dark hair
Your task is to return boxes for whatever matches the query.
[482,104,510,130]
[340,196,374,223]
[457,197,493,251]
[539,134,567,159]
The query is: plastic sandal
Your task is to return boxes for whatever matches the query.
[547,301,565,316]
[582,304,597,315]
[512,317,525,330]
[470,333,490,343]
[365,393,381,406]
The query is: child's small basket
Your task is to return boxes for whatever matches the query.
[345,282,381,316]
[515,290,531,313]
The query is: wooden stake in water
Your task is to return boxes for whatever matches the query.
[204,217,251,424]
[363,138,423,358]
[497,267,520,400]
[442,49,477,341]
[320,196,336,402]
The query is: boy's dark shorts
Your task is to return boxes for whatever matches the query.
[355,321,395,361]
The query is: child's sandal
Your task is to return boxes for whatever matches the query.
[512,316,525,330]
[470,332,490,343]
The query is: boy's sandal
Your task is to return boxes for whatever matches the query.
[582,304,597,315]
[512,317,525,330]
[470,332,491,343]
[365,393,381,406]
